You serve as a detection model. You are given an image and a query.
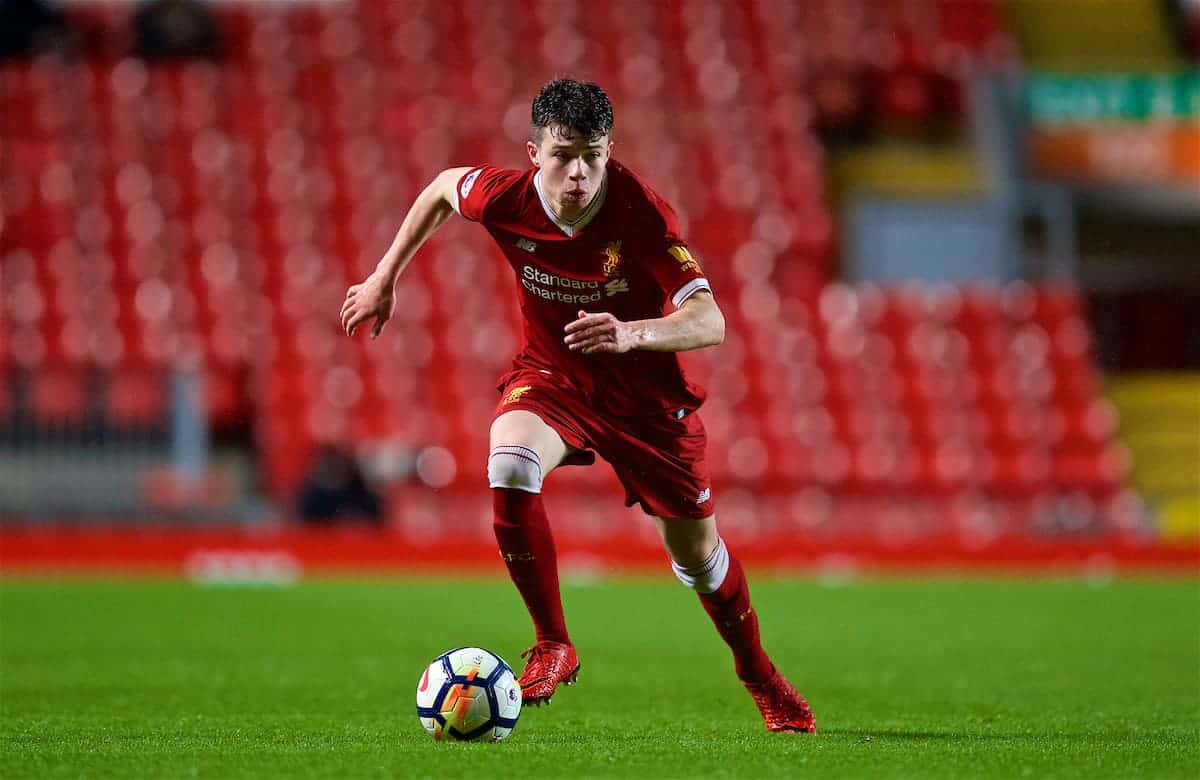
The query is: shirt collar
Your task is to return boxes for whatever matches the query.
[533,169,607,237]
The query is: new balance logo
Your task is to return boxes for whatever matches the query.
[696,487,711,504]
[515,238,537,253]
[604,278,630,296]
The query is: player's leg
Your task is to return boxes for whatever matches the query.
[490,409,571,645]
[653,513,773,683]
[489,409,580,704]
[654,513,817,733]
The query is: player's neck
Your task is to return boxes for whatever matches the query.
[534,169,608,236]
[551,196,592,223]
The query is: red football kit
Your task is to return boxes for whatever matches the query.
[453,159,715,519]
[453,152,813,729]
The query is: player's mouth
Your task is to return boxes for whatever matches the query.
[564,188,587,201]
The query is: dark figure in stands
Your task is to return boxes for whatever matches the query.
[296,444,384,523]
[297,445,384,526]
[133,0,222,61]
[0,0,69,59]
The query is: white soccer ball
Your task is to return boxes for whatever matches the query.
[416,646,522,742]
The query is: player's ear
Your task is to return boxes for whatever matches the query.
[527,140,540,168]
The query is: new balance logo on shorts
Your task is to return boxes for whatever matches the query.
[696,487,711,504]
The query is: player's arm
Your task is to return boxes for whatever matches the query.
[341,166,472,338]
[564,291,725,355]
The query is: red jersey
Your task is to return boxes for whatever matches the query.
[453,159,712,417]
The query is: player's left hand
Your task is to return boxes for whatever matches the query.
[564,310,635,355]
[341,271,395,339]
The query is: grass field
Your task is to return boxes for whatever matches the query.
[1,575,1197,778]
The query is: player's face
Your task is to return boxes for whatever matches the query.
[527,126,612,216]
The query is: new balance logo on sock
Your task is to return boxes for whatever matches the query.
[501,551,536,562]
[696,487,711,504]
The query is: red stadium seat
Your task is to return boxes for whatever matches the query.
[105,366,168,427]
[4,1,1119,541]
[1053,445,1130,496]
[0,370,10,421]
[30,365,89,426]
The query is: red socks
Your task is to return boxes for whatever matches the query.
[697,553,775,684]
[492,488,570,645]
[493,486,769,682]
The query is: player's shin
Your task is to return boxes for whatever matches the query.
[489,448,569,645]
[672,538,774,684]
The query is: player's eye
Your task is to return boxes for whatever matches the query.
[586,152,601,160]
[554,152,568,159]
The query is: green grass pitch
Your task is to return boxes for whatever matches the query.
[2,575,1197,778]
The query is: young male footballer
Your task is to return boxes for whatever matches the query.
[342,79,816,732]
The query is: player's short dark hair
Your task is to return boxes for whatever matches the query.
[531,79,614,142]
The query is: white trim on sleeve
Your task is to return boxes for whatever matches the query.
[450,183,461,215]
[671,278,712,308]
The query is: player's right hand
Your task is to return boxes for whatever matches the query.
[341,272,395,339]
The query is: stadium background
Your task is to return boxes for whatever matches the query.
[2,0,1197,573]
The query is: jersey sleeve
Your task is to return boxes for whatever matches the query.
[643,191,713,308]
[451,165,521,224]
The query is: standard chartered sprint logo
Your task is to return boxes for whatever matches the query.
[522,265,629,304]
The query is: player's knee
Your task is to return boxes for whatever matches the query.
[487,445,543,493]
[671,536,729,593]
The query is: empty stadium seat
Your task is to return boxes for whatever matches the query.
[29,364,89,426]
[5,0,1124,540]
[105,365,167,427]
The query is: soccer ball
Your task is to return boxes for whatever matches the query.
[416,647,522,742]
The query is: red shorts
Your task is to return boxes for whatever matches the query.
[493,368,715,519]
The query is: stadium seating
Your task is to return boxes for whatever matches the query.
[3,0,1136,533]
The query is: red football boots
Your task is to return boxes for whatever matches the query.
[744,670,818,733]
[517,640,580,706]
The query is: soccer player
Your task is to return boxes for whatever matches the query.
[340,79,816,732]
